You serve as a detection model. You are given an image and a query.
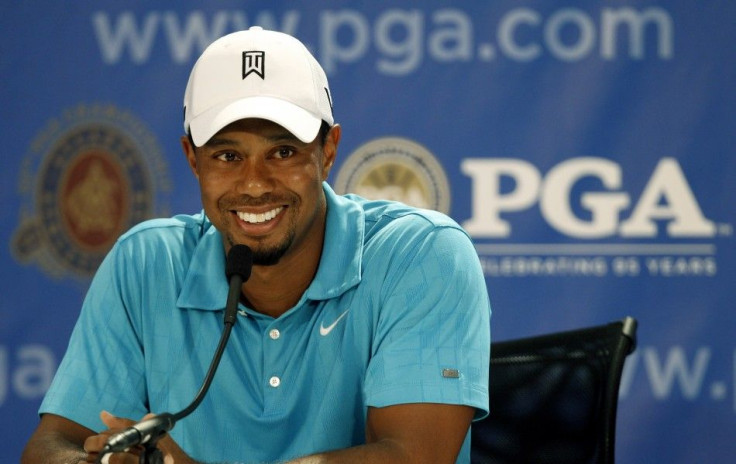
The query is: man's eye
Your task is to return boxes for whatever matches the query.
[273,148,295,159]
[215,152,239,162]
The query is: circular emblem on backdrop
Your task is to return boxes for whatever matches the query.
[334,137,451,214]
[12,104,172,280]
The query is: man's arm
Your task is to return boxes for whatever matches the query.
[290,403,475,464]
[21,414,94,464]
[24,411,196,464]
[24,403,472,464]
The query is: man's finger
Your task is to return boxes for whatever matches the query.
[83,433,110,453]
[100,410,136,429]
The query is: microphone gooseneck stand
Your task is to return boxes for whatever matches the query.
[97,245,253,464]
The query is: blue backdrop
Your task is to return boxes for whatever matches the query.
[2,2,734,462]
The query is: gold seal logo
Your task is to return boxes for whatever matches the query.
[12,104,171,279]
[333,137,451,213]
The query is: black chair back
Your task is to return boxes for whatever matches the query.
[471,317,637,464]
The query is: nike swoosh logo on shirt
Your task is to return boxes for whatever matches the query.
[319,309,349,336]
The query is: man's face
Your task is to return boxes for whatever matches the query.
[183,118,339,266]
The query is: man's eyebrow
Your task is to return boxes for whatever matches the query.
[203,131,302,148]
[262,131,303,144]
[203,137,239,148]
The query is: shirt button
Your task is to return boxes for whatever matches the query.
[269,376,281,388]
[269,329,280,340]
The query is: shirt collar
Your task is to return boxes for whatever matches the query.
[177,216,228,310]
[305,183,363,300]
[177,183,364,311]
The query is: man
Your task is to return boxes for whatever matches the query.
[22,27,491,464]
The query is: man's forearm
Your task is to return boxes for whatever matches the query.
[287,439,418,464]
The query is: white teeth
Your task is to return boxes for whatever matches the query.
[237,207,283,224]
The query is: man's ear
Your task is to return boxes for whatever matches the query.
[181,135,199,179]
[322,124,341,179]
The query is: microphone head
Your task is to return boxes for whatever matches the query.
[225,244,253,282]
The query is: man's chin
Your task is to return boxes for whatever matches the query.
[250,243,290,266]
[224,231,292,266]
[252,252,283,266]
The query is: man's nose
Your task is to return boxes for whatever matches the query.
[236,158,274,196]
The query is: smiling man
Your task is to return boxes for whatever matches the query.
[22,27,491,464]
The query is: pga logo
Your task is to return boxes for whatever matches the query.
[461,157,716,239]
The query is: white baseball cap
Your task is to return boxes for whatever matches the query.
[183,27,334,146]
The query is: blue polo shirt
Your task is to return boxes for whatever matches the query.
[40,183,491,463]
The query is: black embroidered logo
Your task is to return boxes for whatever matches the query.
[324,87,334,115]
[242,51,265,79]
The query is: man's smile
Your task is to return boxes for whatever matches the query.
[236,207,284,224]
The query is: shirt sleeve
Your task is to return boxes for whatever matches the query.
[363,219,491,420]
[39,239,149,432]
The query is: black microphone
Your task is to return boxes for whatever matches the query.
[100,413,175,454]
[99,245,253,457]
[224,244,253,325]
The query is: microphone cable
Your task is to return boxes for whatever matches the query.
[97,244,253,461]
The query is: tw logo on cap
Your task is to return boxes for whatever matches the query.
[242,51,265,79]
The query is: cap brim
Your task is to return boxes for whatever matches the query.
[189,96,324,147]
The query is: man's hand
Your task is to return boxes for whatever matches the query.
[80,411,142,463]
[83,411,193,464]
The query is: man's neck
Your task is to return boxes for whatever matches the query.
[241,243,323,319]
